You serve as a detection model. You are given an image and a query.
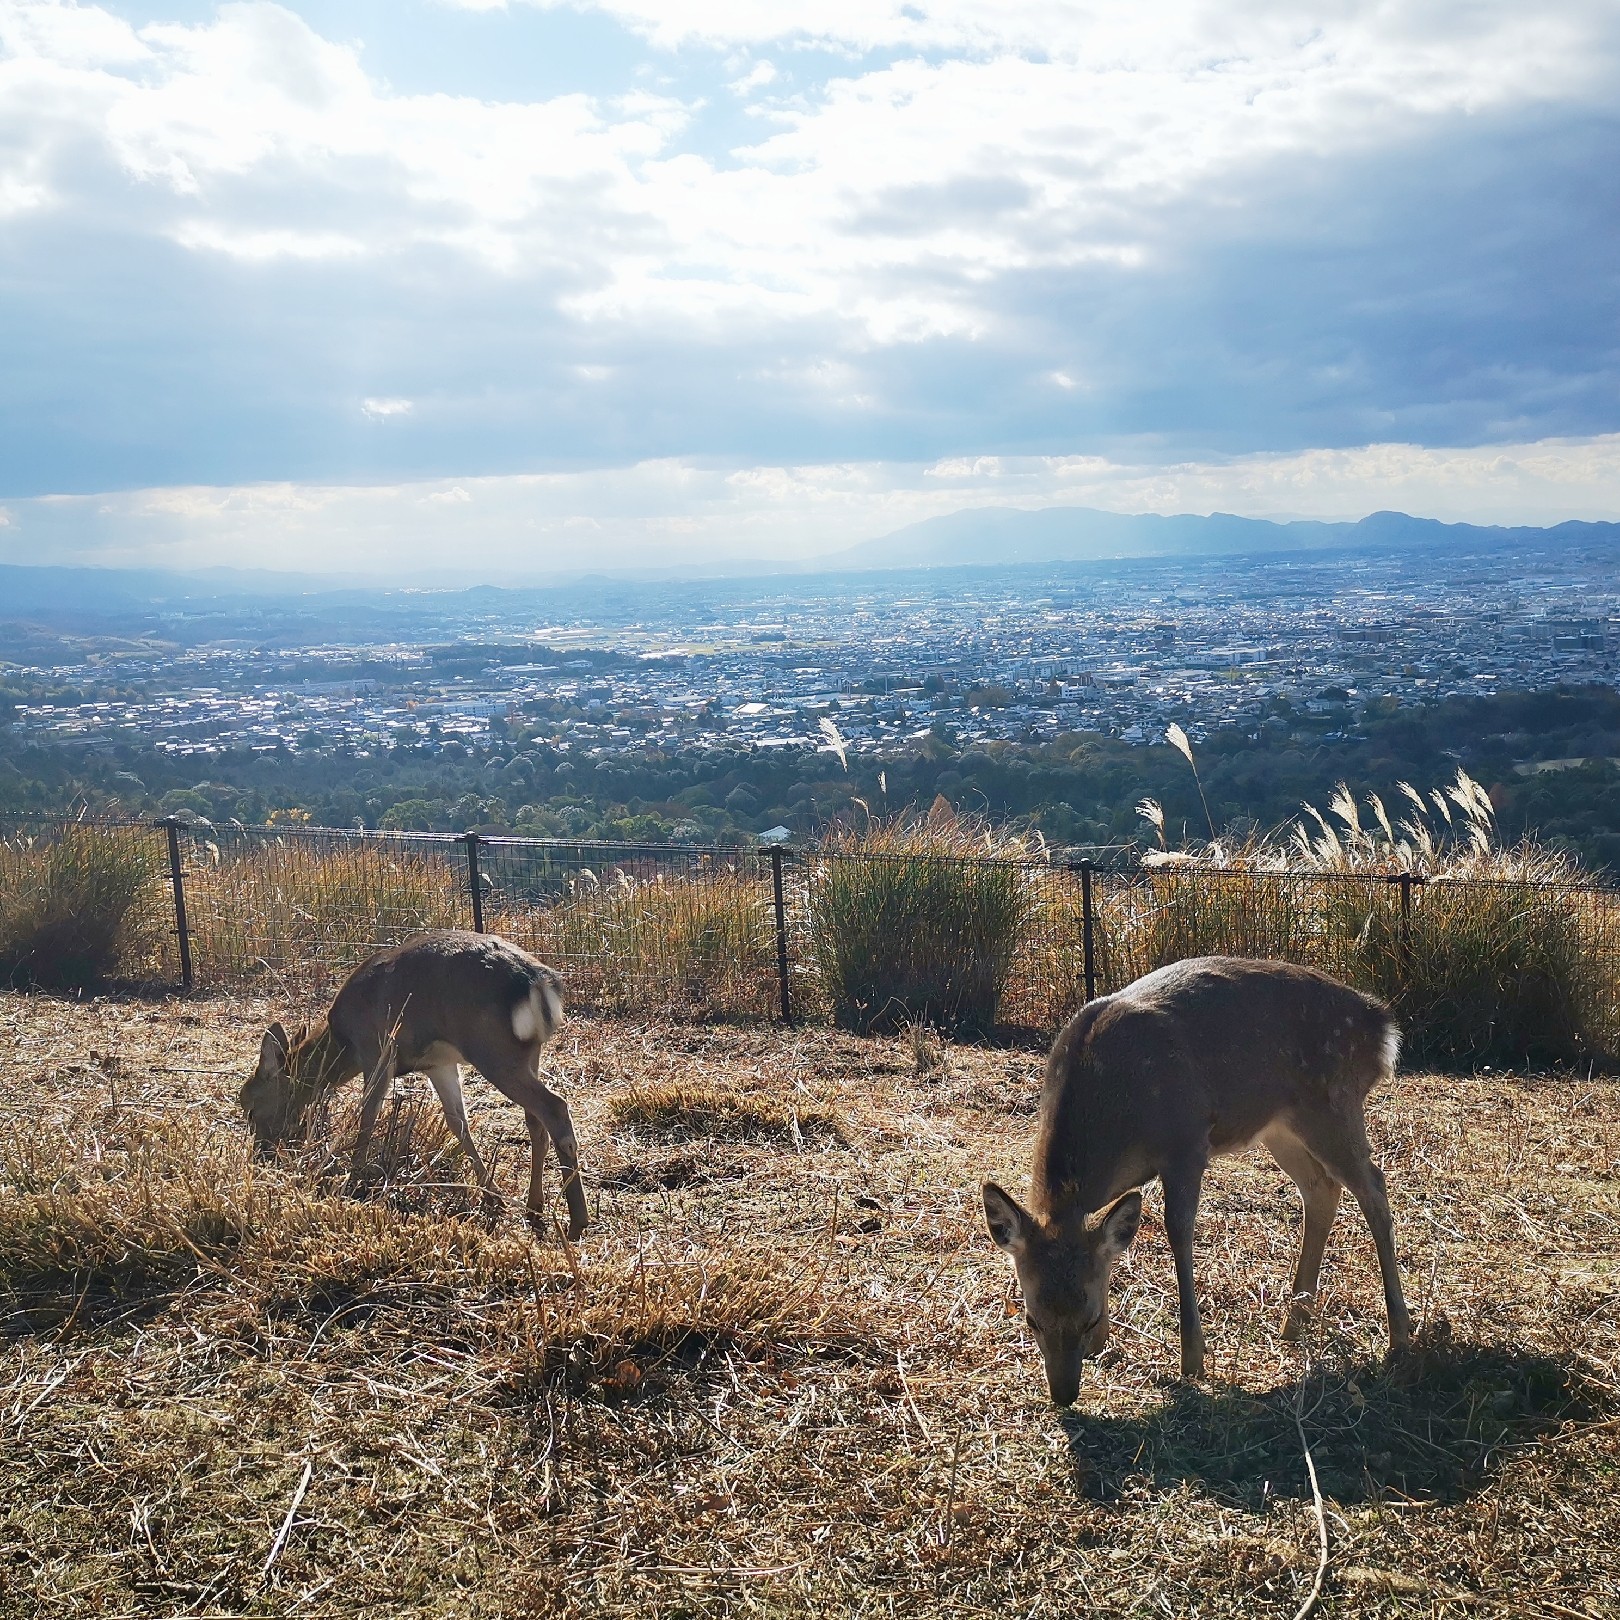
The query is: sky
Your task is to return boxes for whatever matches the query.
[1,0,1618,579]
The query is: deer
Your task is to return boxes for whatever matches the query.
[239,930,588,1240]
[982,956,1412,1405]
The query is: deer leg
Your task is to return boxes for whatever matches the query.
[538,1090,587,1241]
[1263,1125,1343,1341]
[468,1038,588,1241]
[1294,1108,1413,1357]
[1161,1159,1207,1380]
[349,1054,395,1190]
[492,1068,586,1240]
[426,1065,499,1216]
[524,1110,551,1231]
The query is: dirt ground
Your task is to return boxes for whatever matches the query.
[2,988,1617,1618]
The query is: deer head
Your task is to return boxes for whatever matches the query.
[983,1181,1142,1406]
[239,1020,338,1153]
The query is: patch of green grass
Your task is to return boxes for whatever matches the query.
[807,816,1035,1036]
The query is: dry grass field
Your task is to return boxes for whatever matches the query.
[2,990,1618,1618]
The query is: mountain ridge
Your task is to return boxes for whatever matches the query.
[1,505,1614,612]
[825,505,1620,570]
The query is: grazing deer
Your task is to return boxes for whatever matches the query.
[983,956,1412,1404]
[240,931,587,1239]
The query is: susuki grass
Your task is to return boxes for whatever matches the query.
[1125,764,1620,1066]
[1,997,1616,1618]
[806,814,1036,1035]
[0,822,165,990]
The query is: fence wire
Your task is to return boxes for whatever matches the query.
[2,814,1618,1065]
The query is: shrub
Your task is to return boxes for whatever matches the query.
[0,823,163,990]
[806,815,1035,1036]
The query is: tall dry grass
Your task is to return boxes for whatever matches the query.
[183,836,465,985]
[497,864,779,1020]
[7,795,1615,1066]
[0,823,166,990]
[806,815,1036,1036]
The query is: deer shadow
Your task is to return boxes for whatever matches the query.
[1059,1331,1607,1508]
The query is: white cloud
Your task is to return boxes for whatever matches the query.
[727,58,775,94]
[2,0,1613,336]
[485,0,1611,71]
[4,433,1618,581]
[2,1,1618,519]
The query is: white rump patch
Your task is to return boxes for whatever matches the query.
[511,994,539,1043]
[512,981,563,1045]
[1380,1021,1402,1074]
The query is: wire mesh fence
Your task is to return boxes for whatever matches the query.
[2,813,1618,1065]
[476,839,783,1021]
[0,813,180,989]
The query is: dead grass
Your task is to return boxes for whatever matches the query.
[609,1077,846,1144]
[1,992,1618,1618]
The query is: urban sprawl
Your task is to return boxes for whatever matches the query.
[11,540,1618,767]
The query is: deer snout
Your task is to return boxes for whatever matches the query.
[1036,1328,1086,1407]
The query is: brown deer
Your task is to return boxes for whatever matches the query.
[240,931,587,1239]
[983,956,1412,1404]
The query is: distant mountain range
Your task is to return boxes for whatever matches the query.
[824,506,1620,570]
[1,506,1616,616]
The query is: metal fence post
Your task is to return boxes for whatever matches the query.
[156,817,194,991]
[1078,857,1097,1003]
[464,832,486,933]
[770,845,792,1024]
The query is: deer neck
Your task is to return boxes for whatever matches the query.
[289,1022,354,1097]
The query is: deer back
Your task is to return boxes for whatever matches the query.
[1031,956,1395,1221]
[326,931,563,1073]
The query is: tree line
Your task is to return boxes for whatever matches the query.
[3,684,1618,874]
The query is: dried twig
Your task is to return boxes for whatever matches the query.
[263,1457,313,1577]
[1291,1377,1330,1620]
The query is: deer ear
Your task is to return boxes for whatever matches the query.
[258,1025,290,1076]
[1095,1190,1143,1259]
[983,1181,1035,1254]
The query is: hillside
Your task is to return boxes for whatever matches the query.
[2,994,1616,1616]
